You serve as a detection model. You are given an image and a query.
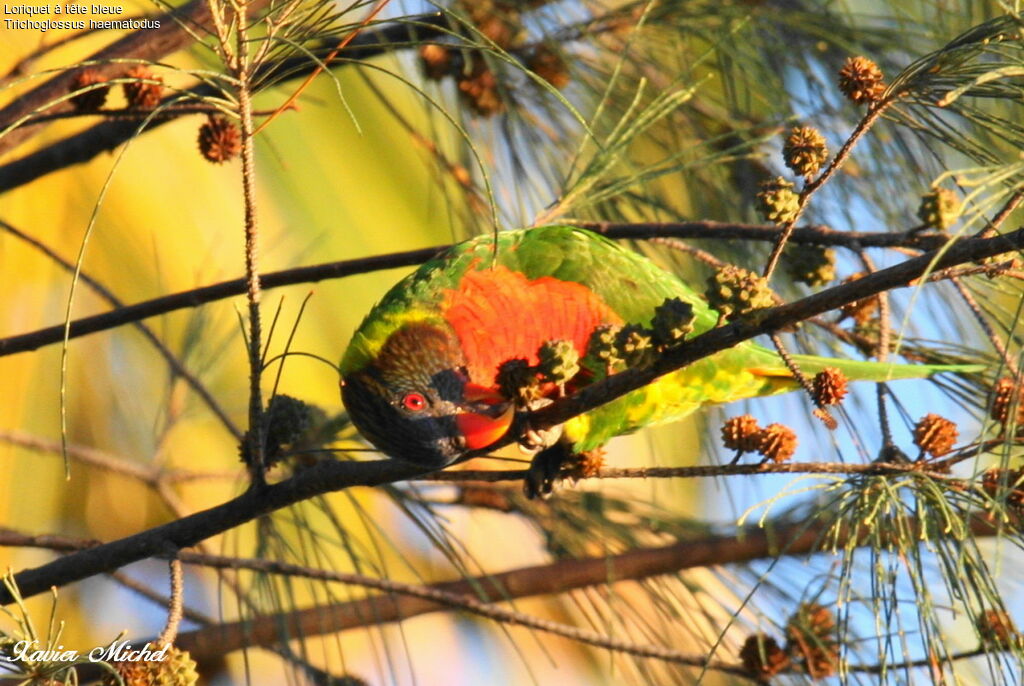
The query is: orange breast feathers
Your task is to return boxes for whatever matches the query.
[441,265,622,385]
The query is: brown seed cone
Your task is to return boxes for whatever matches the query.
[838,56,885,105]
[838,272,880,324]
[982,467,1006,497]
[981,467,1024,513]
[198,115,241,164]
[526,46,570,89]
[990,377,1024,427]
[784,243,836,287]
[615,323,655,368]
[756,177,800,225]
[567,447,606,479]
[69,68,110,111]
[786,603,839,679]
[757,423,797,463]
[651,297,696,347]
[584,324,624,373]
[977,609,1020,649]
[705,264,775,322]
[457,60,504,117]
[536,339,580,386]
[420,44,455,80]
[123,65,164,109]
[466,2,524,49]
[496,358,543,404]
[739,634,790,681]
[812,367,848,406]
[917,188,960,230]
[722,415,762,453]
[783,125,829,179]
[105,660,146,686]
[912,413,958,458]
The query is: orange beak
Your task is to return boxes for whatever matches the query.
[456,384,514,451]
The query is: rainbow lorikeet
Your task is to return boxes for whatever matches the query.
[340,225,964,488]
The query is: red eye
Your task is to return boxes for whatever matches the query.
[402,393,427,412]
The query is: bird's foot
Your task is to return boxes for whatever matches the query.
[514,397,563,453]
[523,445,605,499]
[524,442,571,499]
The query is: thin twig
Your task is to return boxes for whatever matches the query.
[974,190,1024,239]
[577,221,954,251]
[156,557,184,646]
[762,98,897,279]
[0,429,158,483]
[14,105,280,127]
[180,554,744,675]
[951,279,1019,378]
[850,649,987,675]
[646,236,724,268]
[231,0,267,482]
[0,428,239,483]
[924,261,1024,282]
[769,333,835,428]
[857,248,897,455]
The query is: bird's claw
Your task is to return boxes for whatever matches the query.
[524,443,570,499]
[515,398,563,454]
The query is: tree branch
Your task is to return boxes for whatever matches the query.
[170,517,1001,665]
[0,222,959,358]
[0,244,442,356]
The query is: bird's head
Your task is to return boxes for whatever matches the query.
[340,323,514,468]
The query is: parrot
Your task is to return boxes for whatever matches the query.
[339,225,969,493]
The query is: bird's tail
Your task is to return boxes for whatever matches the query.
[748,355,983,388]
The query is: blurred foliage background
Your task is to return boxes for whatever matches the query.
[2,0,1024,684]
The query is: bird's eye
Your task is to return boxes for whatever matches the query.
[401,392,428,412]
